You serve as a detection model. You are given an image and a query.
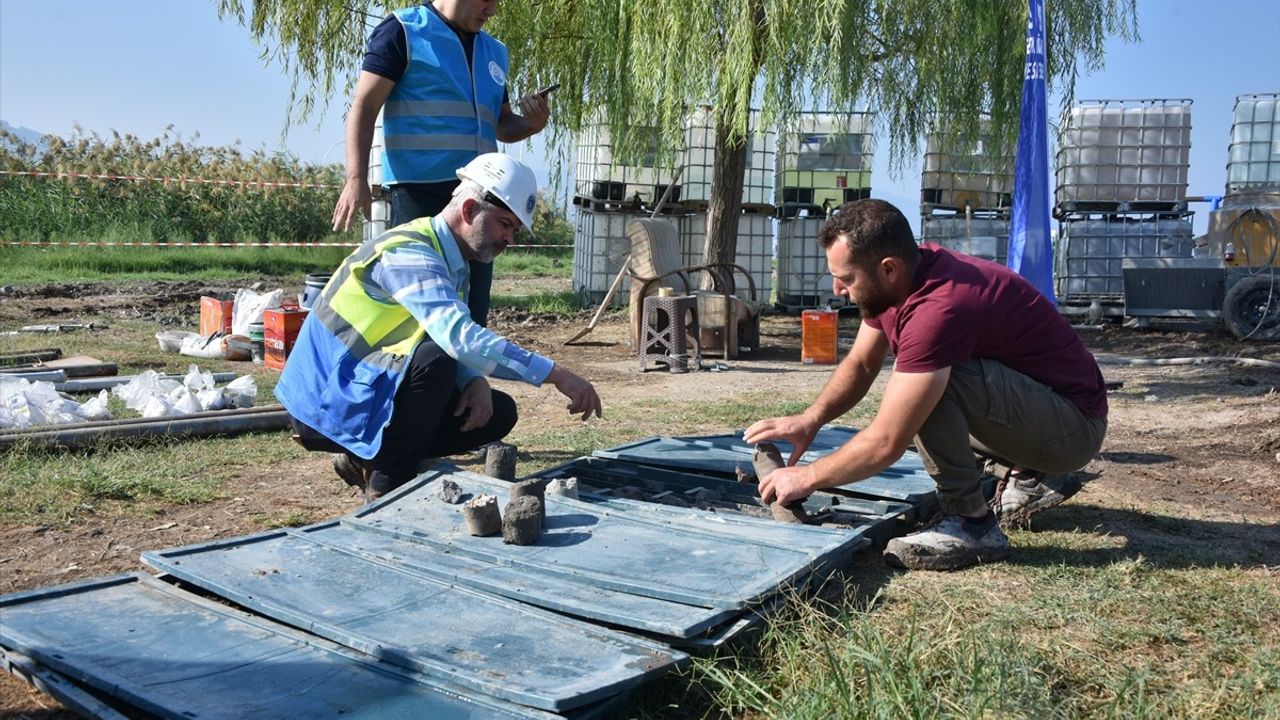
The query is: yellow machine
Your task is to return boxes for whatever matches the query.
[1211,196,1280,340]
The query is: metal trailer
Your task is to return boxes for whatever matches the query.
[1120,93,1280,338]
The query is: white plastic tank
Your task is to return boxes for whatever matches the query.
[776,216,845,308]
[682,106,776,207]
[1055,214,1195,300]
[680,212,774,303]
[919,215,1011,265]
[571,207,639,306]
[363,115,390,243]
[1227,93,1280,195]
[921,121,1014,212]
[1055,99,1191,207]
[573,114,678,206]
[775,112,875,213]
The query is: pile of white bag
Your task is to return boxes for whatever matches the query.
[0,364,257,429]
[113,365,257,418]
[0,376,111,429]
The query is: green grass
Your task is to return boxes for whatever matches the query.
[490,290,582,314]
[0,245,570,284]
[0,276,1277,719]
[639,542,1280,719]
[494,249,571,277]
[0,245,351,282]
[0,434,309,525]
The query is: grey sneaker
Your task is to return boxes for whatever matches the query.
[331,453,368,491]
[997,473,1082,528]
[883,514,1010,571]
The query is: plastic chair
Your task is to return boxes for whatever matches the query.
[625,218,761,359]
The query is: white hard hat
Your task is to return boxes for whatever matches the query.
[456,153,539,229]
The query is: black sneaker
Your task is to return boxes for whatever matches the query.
[331,453,368,491]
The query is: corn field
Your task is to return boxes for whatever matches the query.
[0,126,349,245]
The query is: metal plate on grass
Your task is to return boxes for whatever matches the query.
[293,520,738,640]
[1,646,132,720]
[143,529,684,712]
[599,428,938,503]
[0,573,564,720]
[530,456,908,540]
[351,469,863,610]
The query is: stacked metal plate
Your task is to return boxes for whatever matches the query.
[594,426,938,509]
[0,427,933,718]
[0,573,584,719]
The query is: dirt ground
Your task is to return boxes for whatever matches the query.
[1,279,1279,717]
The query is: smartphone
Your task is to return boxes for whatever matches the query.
[537,83,561,97]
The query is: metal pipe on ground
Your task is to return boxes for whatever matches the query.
[0,348,63,366]
[0,370,68,384]
[0,404,284,437]
[54,372,239,394]
[0,405,290,450]
[0,361,118,378]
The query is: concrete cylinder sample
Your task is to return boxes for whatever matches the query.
[546,476,579,500]
[462,494,501,536]
[509,478,548,527]
[484,443,518,481]
[502,495,542,545]
[753,442,810,524]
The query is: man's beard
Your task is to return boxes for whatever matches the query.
[855,280,895,318]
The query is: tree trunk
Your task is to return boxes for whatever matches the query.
[703,116,748,275]
[703,0,765,276]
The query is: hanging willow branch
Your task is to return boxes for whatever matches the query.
[218,0,1136,261]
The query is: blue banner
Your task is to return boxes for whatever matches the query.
[1007,0,1056,301]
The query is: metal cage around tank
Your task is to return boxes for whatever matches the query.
[775,112,875,216]
[1227,93,1280,195]
[1054,99,1192,213]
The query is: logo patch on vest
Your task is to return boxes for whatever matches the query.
[488,61,505,87]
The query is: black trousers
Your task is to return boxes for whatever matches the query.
[389,181,494,328]
[293,339,517,493]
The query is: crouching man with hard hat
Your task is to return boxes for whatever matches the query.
[278,154,602,501]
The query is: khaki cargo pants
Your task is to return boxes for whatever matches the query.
[914,359,1107,517]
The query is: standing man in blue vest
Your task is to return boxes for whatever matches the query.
[289,154,601,502]
[331,0,550,328]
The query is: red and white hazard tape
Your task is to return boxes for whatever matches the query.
[0,239,568,250]
[0,169,338,190]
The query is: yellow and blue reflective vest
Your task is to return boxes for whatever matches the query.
[275,217,552,459]
[382,6,508,184]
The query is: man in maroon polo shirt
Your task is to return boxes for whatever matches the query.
[745,199,1108,571]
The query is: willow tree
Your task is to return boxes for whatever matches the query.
[219,0,1137,266]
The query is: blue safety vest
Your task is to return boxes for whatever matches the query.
[274,219,459,458]
[381,6,508,184]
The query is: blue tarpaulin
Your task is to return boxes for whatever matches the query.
[1007,0,1056,301]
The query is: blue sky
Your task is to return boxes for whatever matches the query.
[2,0,1277,234]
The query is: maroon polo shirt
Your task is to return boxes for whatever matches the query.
[864,245,1108,418]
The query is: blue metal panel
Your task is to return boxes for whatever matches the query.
[597,429,938,503]
[530,456,909,538]
[349,469,863,610]
[294,521,739,639]
[676,426,862,457]
[142,529,685,712]
[0,574,564,720]
[1,646,131,720]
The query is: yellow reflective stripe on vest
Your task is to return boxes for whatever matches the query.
[317,218,447,364]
